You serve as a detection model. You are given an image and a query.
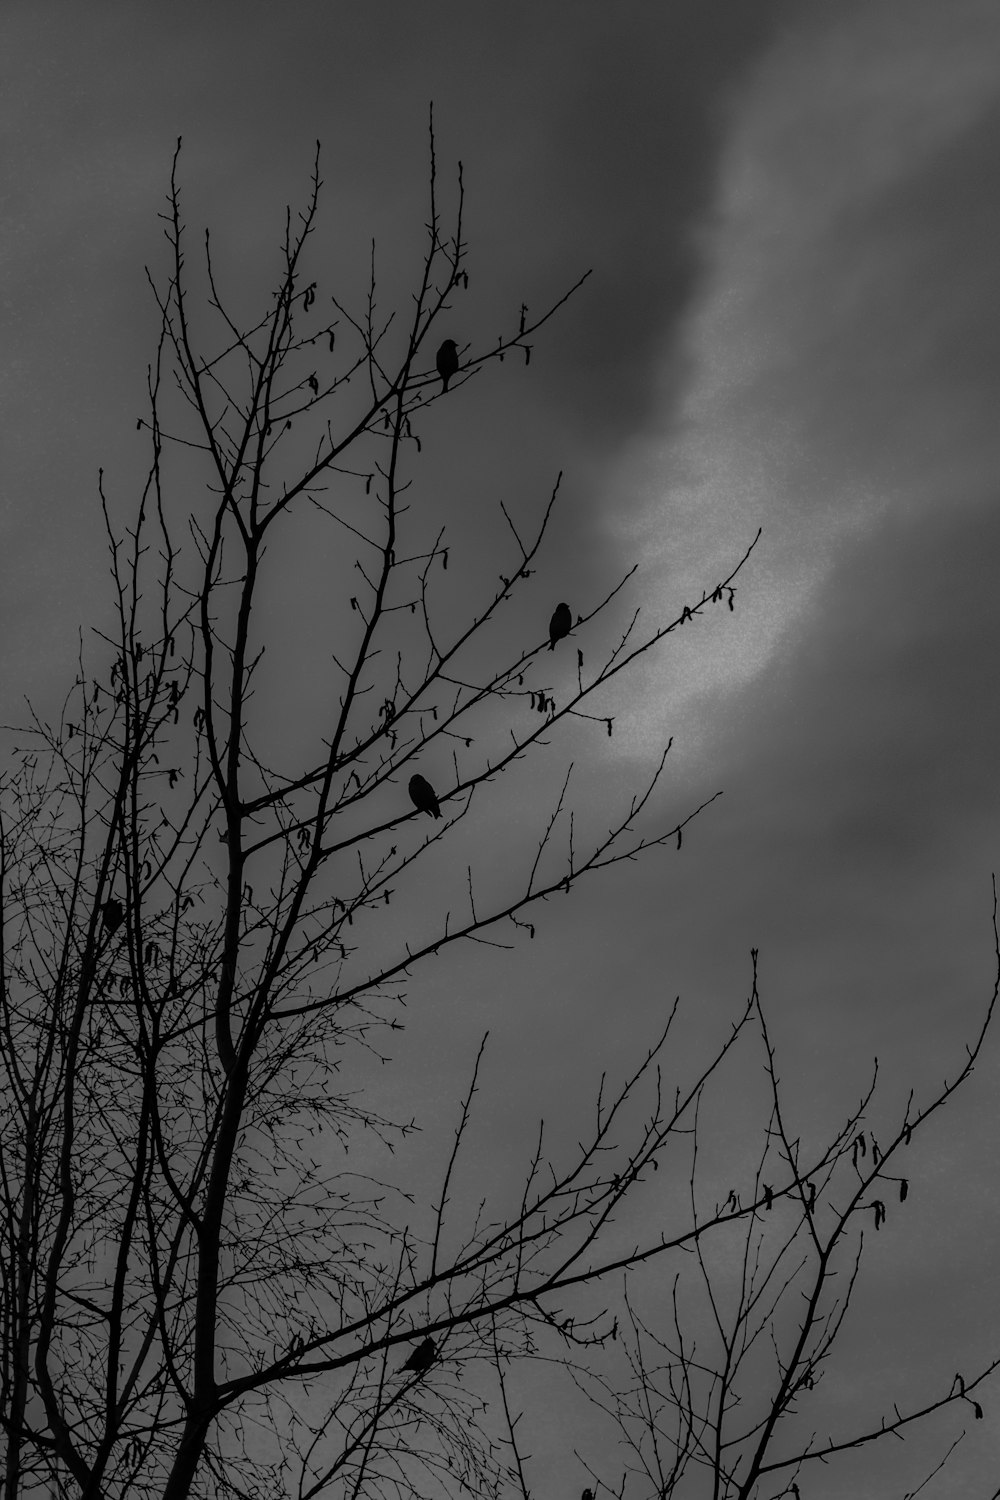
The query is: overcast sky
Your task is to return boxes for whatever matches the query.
[3,3,1000,1496]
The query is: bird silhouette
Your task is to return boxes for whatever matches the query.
[582,1490,594,1500]
[400,1336,436,1375]
[548,602,572,649]
[408,774,441,819]
[100,899,124,936]
[435,339,459,392]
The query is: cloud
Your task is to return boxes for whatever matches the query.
[606,0,1000,761]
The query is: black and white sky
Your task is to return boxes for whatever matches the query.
[3,3,1000,1495]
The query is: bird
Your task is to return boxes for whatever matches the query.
[408,774,441,819]
[100,898,124,936]
[582,1490,594,1500]
[435,339,459,392]
[548,602,572,650]
[400,1336,437,1376]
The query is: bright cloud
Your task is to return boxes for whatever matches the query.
[609,0,1000,760]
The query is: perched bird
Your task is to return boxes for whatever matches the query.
[408,774,441,819]
[548,601,572,650]
[400,1336,437,1376]
[582,1490,594,1500]
[435,338,459,392]
[100,898,124,936]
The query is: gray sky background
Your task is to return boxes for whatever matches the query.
[2,3,1000,1496]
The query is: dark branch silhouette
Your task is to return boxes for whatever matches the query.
[0,116,994,1500]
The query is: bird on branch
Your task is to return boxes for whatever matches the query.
[408,774,441,819]
[548,602,572,649]
[100,899,124,936]
[435,339,459,392]
[400,1336,437,1376]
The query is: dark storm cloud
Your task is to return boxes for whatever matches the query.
[468,1,796,441]
[709,488,1000,945]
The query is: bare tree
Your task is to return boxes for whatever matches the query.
[0,123,996,1500]
[561,947,1000,1500]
